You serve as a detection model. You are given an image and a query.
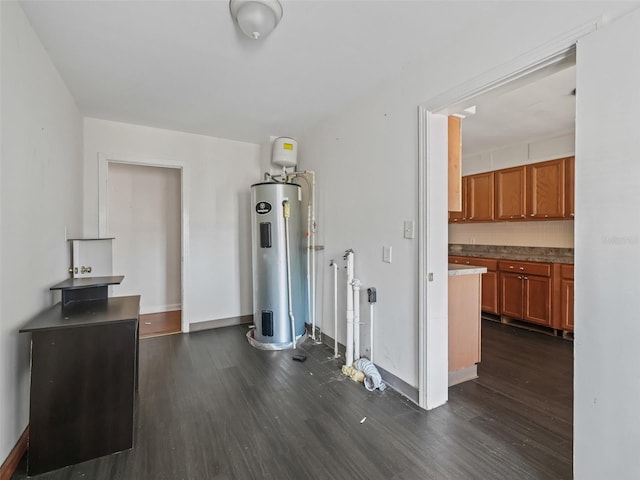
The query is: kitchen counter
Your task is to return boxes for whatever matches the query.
[448,264,486,387]
[448,264,487,276]
[449,244,574,264]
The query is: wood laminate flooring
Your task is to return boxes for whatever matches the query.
[139,310,182,338]
[13,319,573,479]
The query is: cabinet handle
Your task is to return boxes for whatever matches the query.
[530,214,535,217]
[509,265,514,269]
[517,276,522,280]
[519,267,524,271]
[570,213,575,217]
[521,214,525,218]
[524,276,528,280]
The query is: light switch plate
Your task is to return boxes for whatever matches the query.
[383,245,392,263]
[403,220,415,239]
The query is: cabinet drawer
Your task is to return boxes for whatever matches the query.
[560,263,574,279]
[466,257,497,271]
[498,260,550,277]
[448,256,467,265]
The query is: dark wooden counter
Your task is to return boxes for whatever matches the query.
[20,295,140,476]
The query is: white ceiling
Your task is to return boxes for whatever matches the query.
[16,1,621,147]
[461,64,576,155]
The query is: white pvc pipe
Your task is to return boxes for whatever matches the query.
[282,200,296,349]
[306,196,313,339]
[370,303,374,363]
[330,260,338,357]
[344,250,354,367]
[352,278,361,361]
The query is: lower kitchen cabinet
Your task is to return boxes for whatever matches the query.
[559,264,574,331]
[449,256,498,314]
[498,260,553,328]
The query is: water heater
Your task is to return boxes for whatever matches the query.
[250,182,307,349]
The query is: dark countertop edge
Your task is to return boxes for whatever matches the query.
[50,275,125,291]
[19,295,140,333]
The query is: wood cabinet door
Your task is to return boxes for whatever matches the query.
[526,158,566,219]
[500,272,523,318]
[467,172,494,222]
[565,156,575,219]
[523,274,553,326]
[449,176,467,223]
[560,264,574,331]
[481,270,499,314]
[495,166,526,220]
[560,278,574,331]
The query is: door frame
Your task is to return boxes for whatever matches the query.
[98,153,191,333]
[417,18,600,409]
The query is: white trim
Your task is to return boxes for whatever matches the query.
[98,153,191,333]
[416,18,601,410]
[417,107,428,408]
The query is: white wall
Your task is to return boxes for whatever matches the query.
[575,9,640,479]
[298,4,629,390]
[84,118,260,325]
[0,1,83,462]
[107,163,181,314]
[449,133,576,248]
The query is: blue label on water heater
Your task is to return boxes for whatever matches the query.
[256,202,272,214]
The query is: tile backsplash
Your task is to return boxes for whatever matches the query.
[448,220,574,248]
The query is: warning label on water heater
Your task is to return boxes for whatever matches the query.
[256,202,272,214]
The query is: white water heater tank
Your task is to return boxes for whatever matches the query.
[271,137,298,168]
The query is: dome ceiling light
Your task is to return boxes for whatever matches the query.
[229,0,283,40]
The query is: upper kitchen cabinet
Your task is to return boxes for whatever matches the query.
[467,172,494,222]
[449,176,468,223]
[526,158,566,219]
[564,156,575,219]
[495,166,526,220]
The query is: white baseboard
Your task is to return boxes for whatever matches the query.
[140,303,182,315]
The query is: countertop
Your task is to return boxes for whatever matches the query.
[448,264,487,276]
[448,244,574,264]
[20,295,140,333]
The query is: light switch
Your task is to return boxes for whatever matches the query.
[404,220,415,239]
[383,245,392,263]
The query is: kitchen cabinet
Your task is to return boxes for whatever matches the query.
[467,172,494,222]
[498,260,553,328]
[448,116,462,212]
[448,256,498,314]
[495,166,526,220]
[526,158,566,219]
[559,264,574,331]
[449,176,467,223]
[565,156,575,219]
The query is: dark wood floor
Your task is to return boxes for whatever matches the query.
[13,319,573,479]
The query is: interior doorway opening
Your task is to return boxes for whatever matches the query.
[98,155,190,334]
[418,41,581,409]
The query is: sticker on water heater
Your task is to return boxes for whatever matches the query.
[256,202,272,214]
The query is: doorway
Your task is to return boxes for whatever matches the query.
[418,39,585,409]
[98,155,190,334]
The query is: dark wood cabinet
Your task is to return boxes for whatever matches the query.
[20,279,139,476]
[526,158,566,219]
[467,172,494,222]
[495,166,526,220]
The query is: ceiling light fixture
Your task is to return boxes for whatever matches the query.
[229,0,283,40]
